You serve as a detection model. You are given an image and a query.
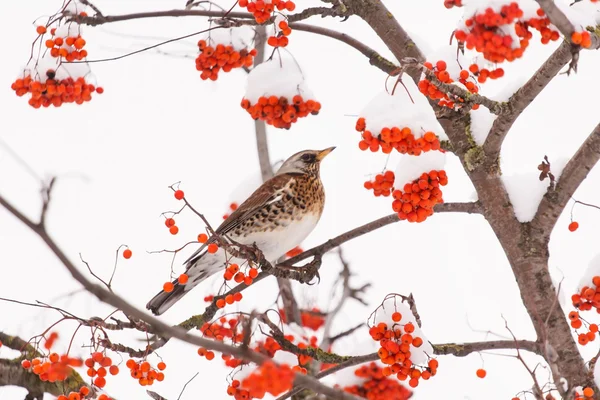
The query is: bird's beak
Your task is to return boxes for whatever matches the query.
[316,147,336,161]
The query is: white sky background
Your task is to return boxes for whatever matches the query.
[1,0,600,399]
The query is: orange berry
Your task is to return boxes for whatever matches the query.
[157,361,166,371]
[109,365,119,375]
[165,218,175,227]
[583,387,594,397]
[476,368,486,378]
[21,359,32,369]
[571,32,583,45]
[163,282,174,293]
[36,26,47,34]
[198,233,208,243]
[178,273,189,284]
[169,225,179,235]
[225,294,234,304]
[391,312,402,322]
[216,299,226,308]
[568,221,579,232]
[93,376,106,388]
[123,249,132,259]
[435,60,447,71]
[205,351,215,360]
[174,190,184,200]
[233,292,243,302]
[207,243,218,254]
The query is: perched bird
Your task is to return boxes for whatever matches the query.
[146,147,335,315]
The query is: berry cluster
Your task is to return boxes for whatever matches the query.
[454,4,560,63]
[568,311,598,345]
[364,171,395,197]
[342,362,412,400]
[11,71,103,108]
[84,352,119,388]
[391,170,448,223]
[223,263,259,286]
[237,361,301,399]
[125,359,165,386]
[43,29,88,61]
[356,118,441,154]
[197,347,217,361]
[572,31,593,48]
[201,316,243,342]
[571,276,600,312]
[56,387,94,400]
[267,21,292,48]
[417,60,483,109]
[21,353,83,383]
[279,307,326,330]
[369,314,437,388]
[443,0,462,8]
[241,95,321,129]
[216,292,244,308]
[238,0,295,23]
[466,63,504,84]
[196,40,256,81]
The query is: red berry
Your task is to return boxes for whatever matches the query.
[174,190,184,200]
[123,249,132,259]
[568,221,579,232]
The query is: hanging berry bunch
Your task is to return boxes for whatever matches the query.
[355,89,445,154]
[364,171,396,197]
[342,362,413,400]
[454,3,560,64]
[569,254,600,347]
[11,1,103,108]
[238,0,296,24]
[125,359,166,386]
[367,295,436,388]
[268,18,293,48]
[241,57,321,129]
[391,151,448,223]
[195,27,257,81]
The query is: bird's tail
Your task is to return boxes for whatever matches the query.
[146,279,189,316]
[146,269,212,315]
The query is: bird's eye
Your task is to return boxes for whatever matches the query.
[300,153,315,162]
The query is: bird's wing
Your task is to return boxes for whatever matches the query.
[182,173,296,266]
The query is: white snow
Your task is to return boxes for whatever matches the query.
[54,23,83,39]
[21,56,91,83]
[244,56,316,104]
[426,44,470,80]
[460,0,539,20]
[501,171,550,222]
[62,0,84,15]
[203,26,256,52]
[470,107,496,145]
[393,152,447,189]
[556,0,599,28]
[371,296,434,365]
[226,169,263,210]
[577,253,600,292]
[359,83,446,140]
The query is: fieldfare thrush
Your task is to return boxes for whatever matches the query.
[146,147,335,315]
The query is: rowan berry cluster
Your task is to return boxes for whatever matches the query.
[454,4,560,63]
[279,307,326,330]
[391,170,448,223]
[568,311,598,346]
[234,361,301,399]
[364,171,395,197]
[465,63,504,84]
[268,21,293,48]
[84,352,119,388]
[571,31,593,48]
[571,276,600,313]
[342,362,412,400]
[201,317,243,343]
[241,95,322,129]
[56,386,93,400]
[21,353,83,383]
[196,40,257,81]
[417,60,483,109]
[43,28,88,61]
[368,313,437,388]
[11,72,103,108]
[443,0,462,8]
[238,0,296,23]
[125,359,165,386]
[216,292,243,309]
[356,118,441,155]
[223,263,259,286]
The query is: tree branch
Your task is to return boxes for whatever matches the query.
[533,122,600,233]
[483,42,572,166]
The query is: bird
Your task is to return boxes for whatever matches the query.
[146,147,335,315]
